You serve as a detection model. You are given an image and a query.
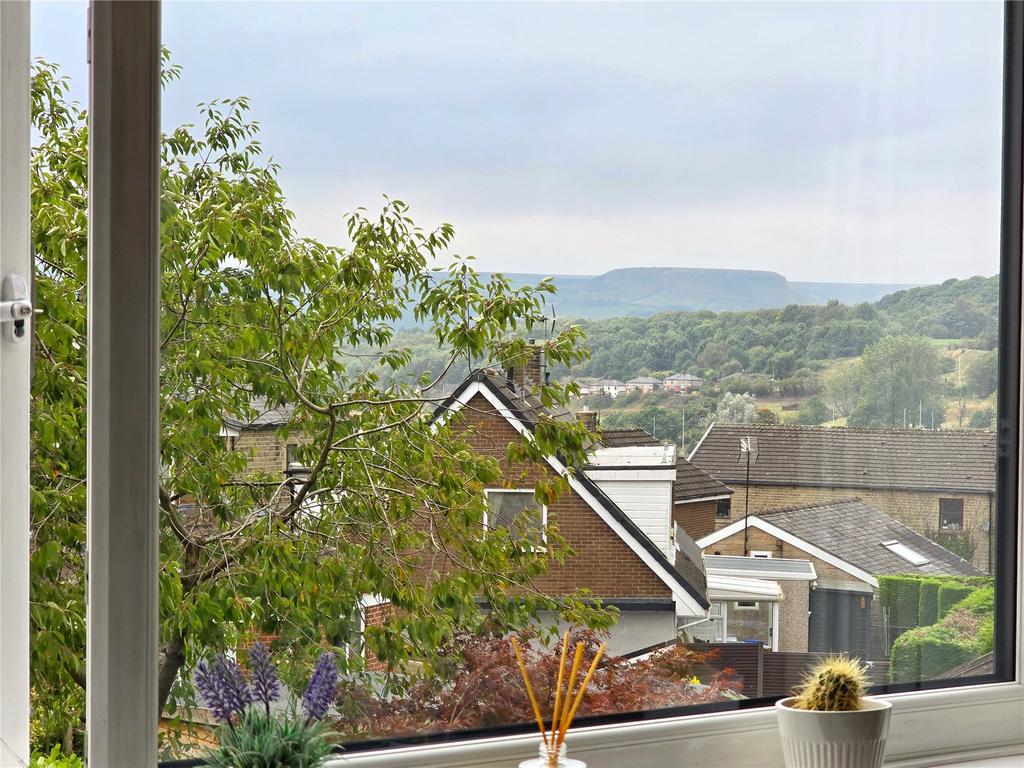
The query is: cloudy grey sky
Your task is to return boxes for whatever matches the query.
[33,1,1004,283]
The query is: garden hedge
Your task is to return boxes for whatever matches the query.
[889,625,978,683]
[917,579,943,627]
[878,575,921,633]
[937,584,974,619]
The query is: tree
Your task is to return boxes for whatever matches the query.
[822,363,861,419]
[796,396,831,426]
[966,351,998,398]
[848,336,946,428]
[29,58,602,750]
[954,385,970,429]
[969,408,995,430]
[708,392,758,425]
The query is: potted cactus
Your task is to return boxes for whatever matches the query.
[775,657,892,768]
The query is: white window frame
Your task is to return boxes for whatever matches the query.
[0,3,31,764]
[749,550,773,559]
[1,4,1020,767]
[483,488,548,546]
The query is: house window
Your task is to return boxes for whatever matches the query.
[484,490,546,543]
[734,600,759,610]
[939,498,965,531]
[286,442,298,466]
[749,550,772,559]
[715,499,732,519]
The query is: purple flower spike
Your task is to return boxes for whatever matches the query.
[196,659,234,724]
[216,654,253,717]
[302,652,338,722]
[248,642,281,716]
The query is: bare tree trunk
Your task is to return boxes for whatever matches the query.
[158,631,187,718]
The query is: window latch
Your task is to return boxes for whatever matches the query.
[0,274,33,342]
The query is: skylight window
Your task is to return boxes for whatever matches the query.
[882,540,930,566]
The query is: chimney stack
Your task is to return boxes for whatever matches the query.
[577,408,599,431]
[512,340,544,391]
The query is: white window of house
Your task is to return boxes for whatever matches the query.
[484,489,547,544]
[882,540,931,566]
[749,550,772,559]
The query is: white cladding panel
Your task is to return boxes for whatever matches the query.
[593,479,673,556]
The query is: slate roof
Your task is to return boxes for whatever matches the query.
[626,377,661,385]
[666,373,702,382]
[689,423,996,494]
[674,458,733,503]
[599,427,665,448]
[223,397,295,430]
[759,498,983,577]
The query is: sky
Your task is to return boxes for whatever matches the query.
[32,1,1005,283]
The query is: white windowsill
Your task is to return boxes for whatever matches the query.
[328,681,1024,768]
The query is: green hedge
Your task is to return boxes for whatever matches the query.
[937,584,974,619]
[890,625,978,683]
[878,575,921,632]
[917,579,943,627]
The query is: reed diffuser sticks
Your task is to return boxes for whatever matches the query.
[511,633,606,767]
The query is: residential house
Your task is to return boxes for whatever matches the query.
[689,423,997,572]
[663,373,703,392]
[697,498,983,658]
[625,376,661,394]
[673,459,734,541]
[597,378,628,397]
[433,351,710,655]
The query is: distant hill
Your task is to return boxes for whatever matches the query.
[415,267,916,323]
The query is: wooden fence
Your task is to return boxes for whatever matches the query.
[690,643,890,699]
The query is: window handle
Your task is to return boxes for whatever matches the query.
[0,274,33,342]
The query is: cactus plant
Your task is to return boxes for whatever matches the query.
[792,656,868,712]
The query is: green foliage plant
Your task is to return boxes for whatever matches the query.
[205,706,332,768]
[792,656,868,712]
[29,746,84,768]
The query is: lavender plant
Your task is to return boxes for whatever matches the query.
[198,643,338,768]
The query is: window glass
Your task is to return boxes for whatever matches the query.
[939,498,966,531]
[27,0,1016,761]
[485,490,546,541]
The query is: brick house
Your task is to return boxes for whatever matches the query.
[696,498,982,659]
[673,459,734,541]
[663,373,703,392]
[625,376,661,394]
[433,355,711,655]
[689,423,997,572]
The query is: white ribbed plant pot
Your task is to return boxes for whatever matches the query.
[775,697,892,768]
